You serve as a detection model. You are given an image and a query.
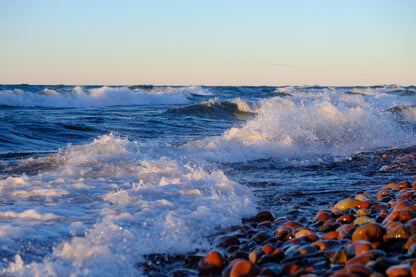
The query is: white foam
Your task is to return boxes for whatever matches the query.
[0,86,199,107]
[186,89,416,163]
[1,134,254,276]
[230,98,257,113]
[400,106,416,122]
[0,210,63,222]
[274,87,295,96]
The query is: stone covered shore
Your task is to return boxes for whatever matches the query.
[141,150,416,277]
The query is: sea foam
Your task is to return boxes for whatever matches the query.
[186,89,416,163]
[1,134,254,276]
[0,86,206,108]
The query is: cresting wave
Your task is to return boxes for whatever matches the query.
[0,134,254,275]
[167,98,257,120]
[186,89,416,163]
[0,86,211,108]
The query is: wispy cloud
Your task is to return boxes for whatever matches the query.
[268,63,294,67]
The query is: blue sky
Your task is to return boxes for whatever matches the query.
[1,0,415,85]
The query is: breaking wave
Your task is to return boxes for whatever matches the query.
[0,86,211,108]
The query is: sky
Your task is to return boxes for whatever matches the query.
[0,0,415,86]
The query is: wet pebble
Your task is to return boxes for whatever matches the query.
[334,199,358,211]
[144,177,416,277]
[229,260,259,277]
[351,223,385,245]
[198,250,225,275]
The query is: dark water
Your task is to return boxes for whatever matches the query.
[0,84,415,275]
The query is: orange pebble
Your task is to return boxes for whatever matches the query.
[399,209,416,222]
[411,262,416,277]
[281,264,302,276]
[323,220,337,226]
[270,249,284,261]
[317,209,333,215]
[393,180,410,189]
[336,214,356,224]
[312,241,327,250]
[377,189,390,196]
[386,264,411,277]
[405,234,416,249]
[322,231,339,240]
[315,212,332,222]
[262,243,274,255]
[345,255,372,268]
[345,249,385,269]
[355,201,370,209]
[198,250,225,274]
[347,241,372,256]
[229,260,259,277]
[392,200,411,211]
[284,221,304,229]
[352,223,385,243]
[258,220,272,227]
[386,220,403,229]
[337,224,352,239]
[382,210,401,224]
[295,229,315,238]
[303,234,319,242]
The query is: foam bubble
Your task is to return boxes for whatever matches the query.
[186,90,416,163]
[0,134,254,275]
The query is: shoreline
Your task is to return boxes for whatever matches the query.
[140,149,416,276]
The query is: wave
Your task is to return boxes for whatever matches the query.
[167,98,256,120]
[0,134,254,275]
[344,88,374,96]
[186,90,416,164]
[0,86,210,108]
[387,105,416,122]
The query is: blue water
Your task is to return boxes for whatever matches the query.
[0,84,415,276]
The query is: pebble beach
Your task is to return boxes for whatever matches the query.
[142,149,416,277]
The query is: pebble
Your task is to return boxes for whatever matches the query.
[198,250,225,274]
[352,216,375,225]
[356,208,371,216]
[143,175,416,277]
[336,214,356,224]
[229,260,259,277]
[346,241,372,257]
[386,264,411,277]
[254,210,275,223]
[405,234,416,249]
[334,199,358,211]
[384,223,410,240]
[351,223,385,244]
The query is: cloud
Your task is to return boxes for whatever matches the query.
[268,63,293,67]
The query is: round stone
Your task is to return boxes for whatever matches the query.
[229,260,259,277]
[254,210,275,223]
[386,264,411,277]
[352,223,385,243]
[198,250,225,274]
[346,241,372,257]
[356,208,371,217]
[334,199,358,211]
[353,216,375,226]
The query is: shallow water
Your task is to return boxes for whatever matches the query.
[0,84,415,275]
